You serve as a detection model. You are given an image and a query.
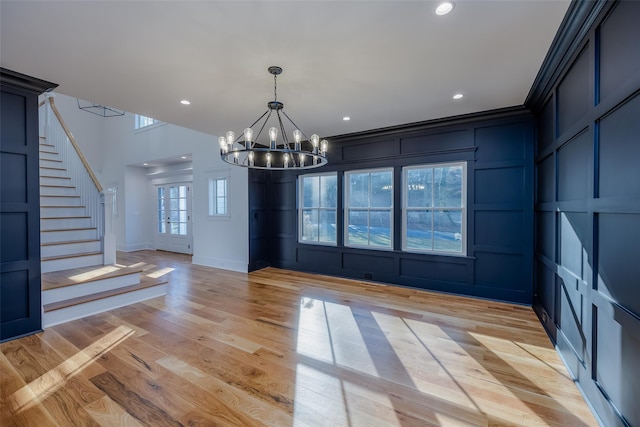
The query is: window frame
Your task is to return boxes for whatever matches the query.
[298,171,338,246]
[208,176,229,219]
[402,161,467,256]
[134,114,163,131]
[344,167,394,250]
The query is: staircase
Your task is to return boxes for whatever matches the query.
[39,96,168,328]
[40,137,103,273]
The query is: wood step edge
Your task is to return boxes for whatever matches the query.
[40,167,67,171]
[41,216,91,220]
[40,176,71,179]
[42,266,145,291]
[39,150,58,154]
[40,185,76,188]
[41,239,100,247]
[43,279,168,313]
[42,251,102,262]
[40,205,87,208]
[40,159,63,163]
[40,195,81,199]
[42,227,97,233]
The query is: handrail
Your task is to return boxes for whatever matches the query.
[47,97,103,192]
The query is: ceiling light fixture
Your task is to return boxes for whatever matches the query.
[181,156,187,159]
[435,1,454,15]
[453,93,464,100]
[343,116,351,121]
[180,100,191,105]
[220,66,328,170]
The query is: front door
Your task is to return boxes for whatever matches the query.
[156,183,192,254]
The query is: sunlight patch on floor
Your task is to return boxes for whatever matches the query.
[146,267,174,279]
[8,326,133,414]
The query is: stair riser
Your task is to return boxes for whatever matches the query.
[40,196,82,206]
[39,151,59,161]
[42,273,141,305]
[42,241,101,258]
[41,253,103,273]
[41,206,87,217]
[42,284,168,328]
[39,159,64,168]
[41,217,92,230]
[40,169,69,178]
[41,229,98,243]
[40,186,76,196]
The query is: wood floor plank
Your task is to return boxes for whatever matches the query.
[1,250,599,426]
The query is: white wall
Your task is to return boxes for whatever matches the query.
[50,93,249,272]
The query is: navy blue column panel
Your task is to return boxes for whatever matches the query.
[1,69,57,342]
[249,107,535,304]
[528,1,640,426]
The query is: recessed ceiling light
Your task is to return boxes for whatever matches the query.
[143,163,148,166]
[435,1,454,15]
[180,100,191,105]
[181,156,187,159]
[343,116,351,121]
[453,93,464,100]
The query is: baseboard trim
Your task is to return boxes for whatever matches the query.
[192,255,247,273]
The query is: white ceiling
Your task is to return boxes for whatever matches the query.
[1,1,569,140]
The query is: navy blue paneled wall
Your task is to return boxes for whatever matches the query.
[249,107,534,304]
[529,1,640,426]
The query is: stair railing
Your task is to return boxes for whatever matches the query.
[41,95,109,261]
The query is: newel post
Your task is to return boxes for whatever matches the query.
[103,188,116,265]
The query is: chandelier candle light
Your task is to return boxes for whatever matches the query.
[220,66,328,170]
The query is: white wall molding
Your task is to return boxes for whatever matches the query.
[192,255,247,273]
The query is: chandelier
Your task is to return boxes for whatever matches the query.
[220,66,328,170]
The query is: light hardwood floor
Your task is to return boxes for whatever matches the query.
[1,250,598,426]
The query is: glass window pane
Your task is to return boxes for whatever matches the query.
[320,175,337,208]
[216,197,226,215]
[434,166,463,207]
[169,187,179,198]
[349,173,369,208]
[170,222,179,234]
[347,210,368,245]
[433,210,462,252]
[407,168,433,208]
[179,198,187,210]
[170,210,179,222]
[179,186,187,198]
[371,171,392,208]
[369,210,392,247]
[179,223,187,235]
[160,222,166,233]
[301,209,319,241]
[319,209,336,243]
[217,179,226,197]
[303,176,320,208]
[170,198,179,210]
[407,210,433,250]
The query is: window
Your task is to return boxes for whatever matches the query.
[345,168,393,248]
[403,162,466,254]
[135,114,160,130]
[208,177,228,216]
[299,173,337,244]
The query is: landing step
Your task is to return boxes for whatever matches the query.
[42,264,144,291]
[42,278,168,328]
[42,251,102,262]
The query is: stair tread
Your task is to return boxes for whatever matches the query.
[40,159,63,163]
[40,195,81,198]
[40,167,67,171]
[41,238,100,247]
[42,264,144,290]
[43,279,167,313]
[42,251,102,262]
[42,227,97,233]
[40,184,76,188]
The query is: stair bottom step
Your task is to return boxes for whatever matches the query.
[43,280,168,328]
